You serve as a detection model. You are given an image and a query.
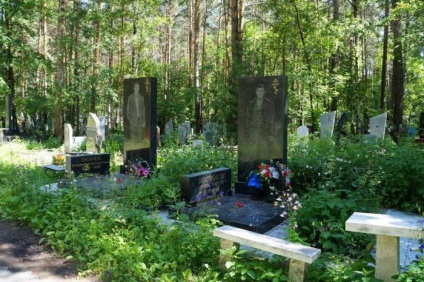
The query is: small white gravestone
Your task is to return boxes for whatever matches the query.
[64,123,73,153]
[98,116,106,142]
[192,139,203,149]
[86,113,102,153]
[320,111,336,138]
[370,112,387,139]
[297,125,309,137]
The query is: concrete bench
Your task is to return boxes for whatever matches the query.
[42,164,66,173]
[213,225,321,282]
[346,211,424,282]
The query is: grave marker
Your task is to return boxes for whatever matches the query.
[181,167,231,206]
[86,113,102,153]
[204,122,217,145]
[98,116,106,141]
[369,112,387,139]
[296,125,309,137]
[66,153,110,176]
[235,76,288,194]
[123,77,157,167]
[165,119,174,135]
[64,123,73,153]
[320,111,336,138]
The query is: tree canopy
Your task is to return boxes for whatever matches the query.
[1,0,423,139]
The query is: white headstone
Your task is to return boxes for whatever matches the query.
[320,111,336,138]
[370,112,387,139]
[64,123,73,153]
[98,116,106,141]
[86,113,102,153]
[192,139,203,149]
[297,125,309,137]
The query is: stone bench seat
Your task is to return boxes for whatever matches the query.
[346,211,424,281]
[213,225,321,282]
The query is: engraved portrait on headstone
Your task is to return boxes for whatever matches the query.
[123,78,157,166]
[245,83,276,160]
[126,81,146,141]
[236,76,288,193]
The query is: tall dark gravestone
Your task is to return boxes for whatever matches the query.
[123,77,157,167]
[235,76,288,194]
[420,112,424,138]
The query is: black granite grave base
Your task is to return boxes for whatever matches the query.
[183,194,286,234]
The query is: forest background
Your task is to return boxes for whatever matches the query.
[0,0,423,141]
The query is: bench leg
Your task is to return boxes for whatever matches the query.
[288,259,308,282]
[219,239,239,269]
[375,234,399,282]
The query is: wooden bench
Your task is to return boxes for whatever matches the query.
[346,211,424,282]
[213,225,321,282]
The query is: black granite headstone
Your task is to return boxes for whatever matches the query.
[123,78,157,167]
[66,153,110,175]
[181,167,231,206]
[236,76,288,194]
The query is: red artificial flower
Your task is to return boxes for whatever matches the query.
[235,201,244,208]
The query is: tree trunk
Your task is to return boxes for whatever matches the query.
[54,0,67,138]
[380,0,389,110]
[91,1,102,113]
[329,0,339,112]
[228,0,244,132]
[193,0,201,133]
[390,0,405,133]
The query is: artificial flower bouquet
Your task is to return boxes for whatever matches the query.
[128,158,153,178]
[247,161,301,216]
[52,153,65,166]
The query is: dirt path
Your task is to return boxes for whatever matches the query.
[0,220,98,282]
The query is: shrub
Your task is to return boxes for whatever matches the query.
[289,189,376,255]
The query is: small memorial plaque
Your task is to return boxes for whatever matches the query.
[181,167,231,205]
[66,153,110,175]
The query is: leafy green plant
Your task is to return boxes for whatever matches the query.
[222,248,288,281]
[289,189,375,254]
[396,258,424,282]
[307,252,380,282]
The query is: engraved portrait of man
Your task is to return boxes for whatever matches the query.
[126,81,146,140]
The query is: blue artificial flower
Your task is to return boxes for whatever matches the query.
[248,174,262,189]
